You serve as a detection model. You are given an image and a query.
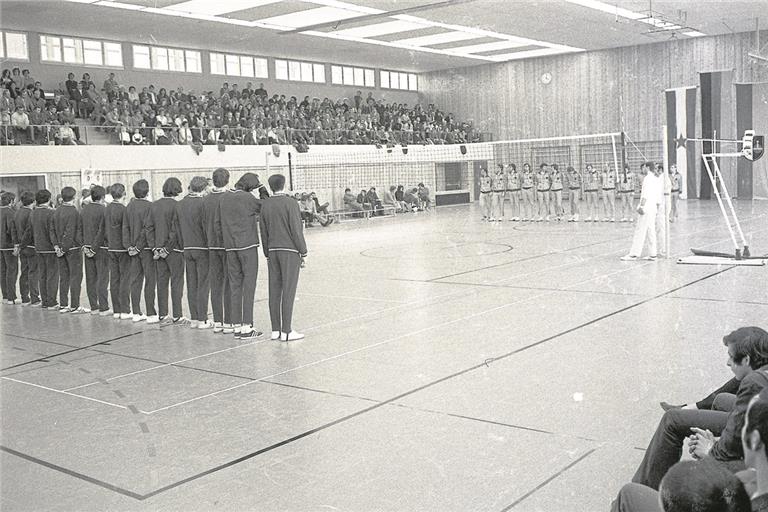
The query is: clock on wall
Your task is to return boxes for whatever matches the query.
[541,72,552,84]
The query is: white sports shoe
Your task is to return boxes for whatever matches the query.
[120,313,132,320]
[146,315,160,324]
[223,323,235,334]
[190,320,200,329]
[620,254,639,261]
[271,331,281,340]
[197,320,214,329]
[213,322,223,333]
[282,331,305,342]
[132,314,146,322]
[99,310,112,316]
[113,313,121,319]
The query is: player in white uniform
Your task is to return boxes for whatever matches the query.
[601,163,617,222]
[505,164,521,221]
[669,164,682,222]
[621,162,663,261]
[549,164,564,221]
[584,164,601,222]
[617,163,636,222]
[520,164,535,221]
[567,166,582,222]
[478,168,492,221]
[535,163,551,222]
[491,164,506,222]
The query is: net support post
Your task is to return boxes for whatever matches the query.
[662,125,671,258]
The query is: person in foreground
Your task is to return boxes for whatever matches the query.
[259,174,307,342]
[632,327,768,490]
[612,387,768,512]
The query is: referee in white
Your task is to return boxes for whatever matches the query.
[621,162,664,261]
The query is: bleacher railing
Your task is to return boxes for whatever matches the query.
[0,124,494,147]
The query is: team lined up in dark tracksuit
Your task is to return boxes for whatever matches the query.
[0,169,308,342]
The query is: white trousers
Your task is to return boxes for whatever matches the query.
[629,203,658,257]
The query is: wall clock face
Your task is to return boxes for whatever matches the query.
[541,72,552,84]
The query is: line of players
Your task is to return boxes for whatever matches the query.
[478,162,683,223]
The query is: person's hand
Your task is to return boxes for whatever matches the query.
[637,207,644,215]
[12,244,20,256]
[54,245,64,257]
[300,256,306,269]
[84,247,95,258]
[128,246,139,256]
[689,428,716,459]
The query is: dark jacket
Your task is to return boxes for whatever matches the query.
[177,194,207,250]
[218,189,261,251]
[105,202,127,251]
[711,366,768,461]
[0,205,16,250]
[31,206,56,253]
[51,203,83,252]
[259,194,307,258]
[151,197,179,251]
[696,377,741,410]
[203,189,227,250]
[13,206,34,252]
[81,202,107,250]
[122,198,154,251]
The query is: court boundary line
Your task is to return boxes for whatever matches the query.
[0,376,129,410]
[0,446,144,500]
[498,448,599,511]
[0,331,146,371]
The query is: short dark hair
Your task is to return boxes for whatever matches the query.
[641,162,652,170]
[36,189,51,205]
[90,185,106,202]
[20,190,35,206]
[110,183,125,199]
[61,186,76,202]
[189,176,207,193]
[745,390,768,459]
[268,174,286,192]
[659,459,750,512]
[235,172,260,192]
[345,188,351,193]
[0,191,15,206]
[212,168,230,188]
[162,177,182,197]
[133,179,149,199]
[724,327,768,369]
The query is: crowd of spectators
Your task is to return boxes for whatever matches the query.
[1,68,481,148]
[342,183,430,217]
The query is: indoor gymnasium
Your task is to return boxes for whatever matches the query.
[1,1,768,511]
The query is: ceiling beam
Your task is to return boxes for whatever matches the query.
[278,0,482,34]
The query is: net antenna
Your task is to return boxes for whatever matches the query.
[678,130,766,264]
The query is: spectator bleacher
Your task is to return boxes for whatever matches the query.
[1,68,484,148]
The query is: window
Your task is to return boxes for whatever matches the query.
[212,52,268,78]
[313,63,325,84]
[133,45,151,69]
[83,39,103,66]
[210,53,226,75]
[135,44,201,73]
[168,48,185,72]
[185,51,201,73]
[2,32,28,60]
[381,69,418,91]
[40,35,62,62]
[332,64,375,87]
[40,34,121,67]
[275,59,288,80]
[300,62,313,82]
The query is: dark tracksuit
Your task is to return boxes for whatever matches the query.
[14,206,38,304]
[259,194,307,334]
[105,201,130,314]
[0,205,18,301]
[204,189,230,326]
[177,194,208,322]
[218,189,261,328]
[81,202,109,312]
[151,197,183,319]
[51,203,83,309]
[123,198,156,316]
[31,206,59,308]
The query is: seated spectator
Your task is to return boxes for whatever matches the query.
[301,193,333,227]
[343,188,364,217]
[403,187,420,211]
[0,109,15,145]
[11,105,30,144]
[57,121,78,145]
[309,192,329,215]
[366,187,384,215]
[178,120,193,145]
[356,189,372,212]
[611,387,768,512]
[383,185,403,212]
[631,327,768,491]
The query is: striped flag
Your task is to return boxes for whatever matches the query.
[665,86,697,199]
